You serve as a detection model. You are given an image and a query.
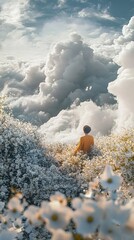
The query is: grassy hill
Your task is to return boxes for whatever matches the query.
[0,102,134,239]
[0,101,133,204]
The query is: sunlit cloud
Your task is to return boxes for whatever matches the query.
[108,41,134,131]
[115,16,134,45]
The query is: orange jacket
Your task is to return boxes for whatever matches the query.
[74,134,94,155]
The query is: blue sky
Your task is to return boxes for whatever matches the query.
[19,0,134,34]
[28,0,134,26]
[0,0,134,61]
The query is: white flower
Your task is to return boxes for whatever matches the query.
[7,196,24,219]
[73,202,101,236]
[100,165,122,191]
[71,197,83,209]
[122,199,134,230]
[119,226,134,240]
[41,203,72,232]
[99,200,130,239]
[50,192,67,206]
[51,229,73,240]
[103,200,129,225]
[24,205,40,225]
[99,219,123,240]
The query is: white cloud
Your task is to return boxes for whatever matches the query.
[108,41,134,131]
[57,0,66,8]
[38,101,117,143]
[0,1,34,61]
[114,41,134,68]
[0,0,120,63]
[78,7,116,21]
[1,33,117,126]
[0,0,49,62]
[0,0,29,26]
[122,16,134,39]
[38,17,134,142]
[1,12,134,143]
[90,32,120,59]
[114,16,134,45]
[0,26,49,62]
[38,32,116,109]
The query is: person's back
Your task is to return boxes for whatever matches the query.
[74,125,94,155]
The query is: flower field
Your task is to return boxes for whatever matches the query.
[0,105,134,239]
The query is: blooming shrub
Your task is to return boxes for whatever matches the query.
[0,111,88,206]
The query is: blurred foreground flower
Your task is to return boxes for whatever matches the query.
[73,201,101,236]
[40,202,72,232]
[51,229,73,240]
[7,195,24,219]
[24,205,40,225]
[100,165,122,191]
[122,199,134,230]
[50,192,67,206]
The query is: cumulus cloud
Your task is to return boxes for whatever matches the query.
[114,16,134,45]
[108,41,134,131]
[39,101,117,143]
[0,61,46,123]
[0,62,45,96]
[91,16,134,134]
[39,33,116,106]
[0,33,117,125]
[38,17,134,143]
[0,61,24,94]
[1,15,134,143]
[87,16,134,61]
[90,32,120,59]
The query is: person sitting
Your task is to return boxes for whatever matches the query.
[74,125,94,156]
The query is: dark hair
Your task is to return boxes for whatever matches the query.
[83,125,91,134]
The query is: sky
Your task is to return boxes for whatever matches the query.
[0,0,134,143]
